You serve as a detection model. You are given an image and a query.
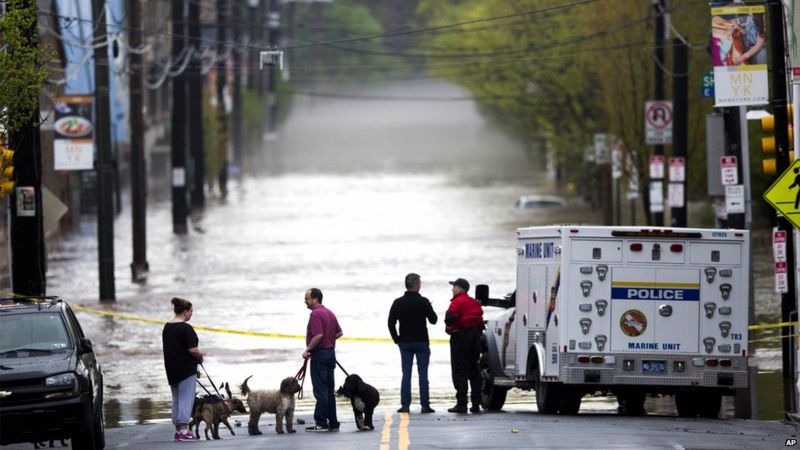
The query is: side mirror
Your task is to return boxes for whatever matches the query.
[475,284,489,305]
[79,338,94,355]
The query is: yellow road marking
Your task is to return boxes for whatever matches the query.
[380,410,393,450]
[71,305,449,344]
[398,411,410,450]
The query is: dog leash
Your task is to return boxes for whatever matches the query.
[196,378,233,415]
[295,357,309,399]
[336,360,350,377]
[199,363,224,398]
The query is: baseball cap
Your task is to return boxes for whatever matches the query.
[449,278,470,292]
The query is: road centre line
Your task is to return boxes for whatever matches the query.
[399,411,410,450]
[380,410,393,450]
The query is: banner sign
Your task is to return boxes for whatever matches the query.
[788,0,800,76]
[53,95,94,171]
[710,4,768,106]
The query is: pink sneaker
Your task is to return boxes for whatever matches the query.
[175,432,198,442]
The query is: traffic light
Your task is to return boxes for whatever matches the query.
[0,139,14,197]
[761,105,795,177]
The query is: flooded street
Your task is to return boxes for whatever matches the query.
[44,79,784,426]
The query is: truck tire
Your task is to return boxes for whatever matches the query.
[697,390,722,419]
[617,391,646,416]
[559,389,582,415]
[675,391,699,418]
[533,364,560,414]
[480,368,509,411]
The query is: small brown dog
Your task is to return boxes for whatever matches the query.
[189,383,248,440]
[241,375,302,435]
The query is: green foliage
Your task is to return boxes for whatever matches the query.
[416,0,714,209]
[0,0,52,136]
[242,88,264,154]
[290,0,398,86]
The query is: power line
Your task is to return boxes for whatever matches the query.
[280,0,598,51]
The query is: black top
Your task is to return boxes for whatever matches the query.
[162,322,199,385]
[388,291,438,344]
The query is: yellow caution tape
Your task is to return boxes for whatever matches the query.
[75,304,800,346]
[72,305,449,344]
[748,321,800,331]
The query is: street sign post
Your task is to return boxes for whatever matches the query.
[701,71,714,98]
[645,100,673,144]
[764,159,800,228]
[721,156,738,186]
[669,157,685,182]
[649,155,665,179]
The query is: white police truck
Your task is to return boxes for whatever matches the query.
[476,226,749,417]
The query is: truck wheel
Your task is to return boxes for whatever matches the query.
[558,389,582,415]
[533,364,560,414]
[617,391,646,416]
[697,390,722,419]
[480,368,509,411]
[675,391,699,418]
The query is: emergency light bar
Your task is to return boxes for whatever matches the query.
[611,230,702,238]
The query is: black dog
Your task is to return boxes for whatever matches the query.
[335,374,380,431]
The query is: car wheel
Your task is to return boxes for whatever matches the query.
[94,400,106,449]
[71,411,97,449]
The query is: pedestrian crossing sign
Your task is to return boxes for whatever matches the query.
[764,159,800,228]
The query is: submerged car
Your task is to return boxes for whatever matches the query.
[0,296,104,449]
[516,195,566,209]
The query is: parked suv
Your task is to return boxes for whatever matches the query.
[0,296,104,448]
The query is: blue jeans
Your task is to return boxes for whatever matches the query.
[398,342,431,408]
[310,348,339,429]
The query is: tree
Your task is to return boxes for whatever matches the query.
[0,0,51,136]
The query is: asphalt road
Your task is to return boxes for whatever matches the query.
[9,409,795,450]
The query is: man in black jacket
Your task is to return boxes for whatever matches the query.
[388,273,438,414]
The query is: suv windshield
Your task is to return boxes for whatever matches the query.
[0,313,71,356]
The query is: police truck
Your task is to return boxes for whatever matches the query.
[477,226,749,417]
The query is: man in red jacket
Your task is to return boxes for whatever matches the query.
[444,278,484,414]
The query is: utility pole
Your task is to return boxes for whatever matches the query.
[129,0,148,281]
[652,0,665,227]
[670,38,688,227]
[216,0,229,196]
[767,0,797,415]
[171,0,188,233]
[93,0,116,301]
[231,0,243,172]
[188,0,204,210]
[266,0,280,136]
[8,0,45,296]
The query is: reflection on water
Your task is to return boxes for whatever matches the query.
[42,79,785,426]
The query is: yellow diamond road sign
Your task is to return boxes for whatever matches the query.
[764,159,800,228]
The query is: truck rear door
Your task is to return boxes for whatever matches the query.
[610,267,700,353]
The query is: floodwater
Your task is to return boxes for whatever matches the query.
[43,79,784,427]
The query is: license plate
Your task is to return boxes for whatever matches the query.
[642,360,666,373]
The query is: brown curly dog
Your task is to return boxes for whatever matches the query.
[240,375,302,435]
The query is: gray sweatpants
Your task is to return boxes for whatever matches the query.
[170,374,196,426]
